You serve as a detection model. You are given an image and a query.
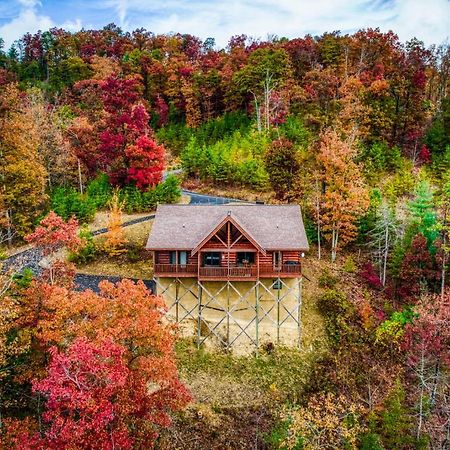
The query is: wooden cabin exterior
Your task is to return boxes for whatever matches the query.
[146,204,309,282]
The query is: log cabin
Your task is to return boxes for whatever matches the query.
[146,204,309,350]
[146,204,309,281]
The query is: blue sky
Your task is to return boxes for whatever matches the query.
[0,0,449,50]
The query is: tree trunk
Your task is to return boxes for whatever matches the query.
[78,158,84,195]
[331,224,338,263]
[5,209,12,247]
[315,177,321,260]
[382,224,389,286]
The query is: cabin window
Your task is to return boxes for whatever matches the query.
[203,252,221,266]
[272,279,282,290]
[178,251,187,265]
[237,252,255,265]
[273,251,282,269]
[169,251,188,265]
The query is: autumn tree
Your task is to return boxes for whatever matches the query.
[25,211,82,284]
[0,83,47,243]
[99,75,166,189]
[103,191,128,255]
[22,338,170,449]
[264,138,300,200]
[14,279,191,445]
[25,87,78,188]
[402,292,450,445]
[397,234,441,300]
[316,129,369,261]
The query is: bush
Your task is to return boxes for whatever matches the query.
[343,256,356,273]
[50,187,97,223]
[318,269,338,288]
[86,173,112,208]
[317,289,354,344]
[119,176,181,213]
[68,225,97,264]
[12,268,34,289]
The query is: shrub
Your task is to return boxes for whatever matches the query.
[68,225,97,264]
[317,289,354,344]
[318,269,338,288]
[86,173,112,208]
[360,262,382,289]
[50,187,97,223]
[12,268,34,289]
[343,256,356,273]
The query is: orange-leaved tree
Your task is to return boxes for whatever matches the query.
[10,278,191,448]
[316,128,369,262]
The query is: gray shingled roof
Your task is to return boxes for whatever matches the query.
[146,204,309,251]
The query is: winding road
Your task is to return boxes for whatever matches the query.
[3,183,254,293]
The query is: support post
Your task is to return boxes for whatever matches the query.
[276,277,281,344]
[197,281,203,348]
[226,281,230,350]
[255,281,260,356]
[175,278,180,322]
[297,277,302,349]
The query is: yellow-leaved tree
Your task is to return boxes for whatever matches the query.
[103,191,128,256]
[0,83,47,244]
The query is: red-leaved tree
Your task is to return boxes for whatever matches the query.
[99,75,165,189]
[402,292,450,445]
[125,135,165,189]
[10,279,191,447]
[25,338,134,449]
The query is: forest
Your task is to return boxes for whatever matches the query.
[0,24,449,449]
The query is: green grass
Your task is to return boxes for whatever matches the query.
[175,340,319,404]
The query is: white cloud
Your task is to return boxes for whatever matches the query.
[0,8,53,48]
[17,0,41,7]
[112,0,449,47]
[0,0,448,52]
[0,0,82,50]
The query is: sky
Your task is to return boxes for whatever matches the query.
[0,0,449,50]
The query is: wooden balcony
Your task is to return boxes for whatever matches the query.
[199,266,258,280]
[154,264,198,277]
[154,263,301,280]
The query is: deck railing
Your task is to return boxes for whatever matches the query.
[199,266,258,278]
[154,263,301,278]
[154,264,198,275]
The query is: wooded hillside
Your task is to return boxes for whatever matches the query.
[0,26,449,448]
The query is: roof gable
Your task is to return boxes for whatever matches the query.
[190,213,266,256]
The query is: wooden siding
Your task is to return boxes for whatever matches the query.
[155,251,197,265]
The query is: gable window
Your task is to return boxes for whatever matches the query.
[203,252,221,266]
[237,252,255,266]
